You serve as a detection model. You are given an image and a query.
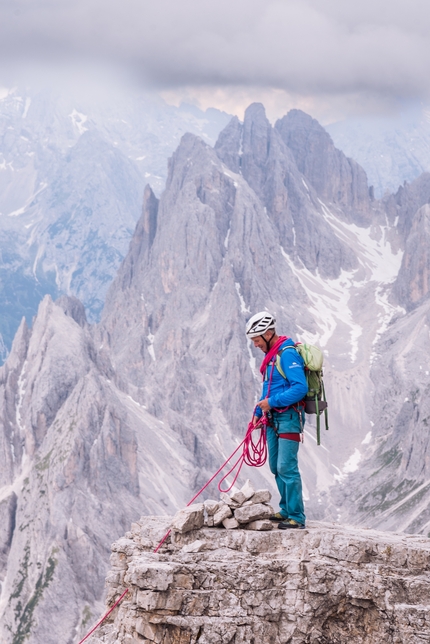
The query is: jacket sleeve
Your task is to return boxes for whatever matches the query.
[268,349,308,409]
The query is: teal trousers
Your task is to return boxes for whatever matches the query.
[266,411,306,525]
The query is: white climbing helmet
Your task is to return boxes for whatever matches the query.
[245,311,276,338]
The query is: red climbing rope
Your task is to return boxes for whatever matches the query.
[217,417,269,493]
[77,588,129,644]
[153,416,268,553]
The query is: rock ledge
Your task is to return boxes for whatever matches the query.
[91,518,430,643]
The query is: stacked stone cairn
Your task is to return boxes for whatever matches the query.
[171,479,275,535]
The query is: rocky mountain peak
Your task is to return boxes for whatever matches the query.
[275,109,372,225]
[275,109,334,184]
[55,295,87,328]
[239,102,285,204]
[243,101,267,121]
[214,115,242,174]
[214,106,359,279]
[100,124,313,433]
[241,102,272,166]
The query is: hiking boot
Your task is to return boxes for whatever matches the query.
[269,512,287,522]
[278,519,305,530]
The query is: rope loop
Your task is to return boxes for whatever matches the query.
[217,419,268,493]
[153,411,268,553]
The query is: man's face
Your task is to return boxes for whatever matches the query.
[252,332,271,353]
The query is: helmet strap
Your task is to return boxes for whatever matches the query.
[263,330,275,353]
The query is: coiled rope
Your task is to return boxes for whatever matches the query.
[153,413,268,553]
[217,417,269,492]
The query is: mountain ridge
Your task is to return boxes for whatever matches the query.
[0,87,231,360]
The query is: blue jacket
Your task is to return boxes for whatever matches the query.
[255,338,308,417]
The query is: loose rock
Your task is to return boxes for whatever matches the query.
[219,492,240,508]
[234,503,274,524]
[213,503,233,526]
[222,517,239,530]
[230,489,247,505]
[171,503,204,534]
[182,539,206,553]
[204,499,220,516]
[240,479,256,500]
[252,489,272,504]
[245,520,273,531]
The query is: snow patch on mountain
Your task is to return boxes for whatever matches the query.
[281,199,404,366]
[235,282,250,313]
[318,200,403,283]
[281,247,361,360]
[69,109,88,135]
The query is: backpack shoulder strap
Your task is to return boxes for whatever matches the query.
[275,345,297,380]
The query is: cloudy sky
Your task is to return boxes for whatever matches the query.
[1,0,430,121]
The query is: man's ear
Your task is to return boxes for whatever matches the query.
[263,329,275,340]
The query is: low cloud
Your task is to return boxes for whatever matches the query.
[2,0,430,101]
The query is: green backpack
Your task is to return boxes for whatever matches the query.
[276,343,329,445]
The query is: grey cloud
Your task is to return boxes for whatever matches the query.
[1,0,430,98]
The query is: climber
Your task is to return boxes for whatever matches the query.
[246,311,308,529]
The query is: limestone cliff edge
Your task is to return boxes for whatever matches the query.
[90,517,430,643]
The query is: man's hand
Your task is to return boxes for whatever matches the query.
[258,398,271,413]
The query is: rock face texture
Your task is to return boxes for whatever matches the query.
[92,517,430,644]
[0,296,194,644]
[394,204,430,310]
[383,172,430,239]
[334,297,430,535]
[275,109,372,225]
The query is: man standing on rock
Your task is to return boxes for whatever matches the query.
[246,312,308,530]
